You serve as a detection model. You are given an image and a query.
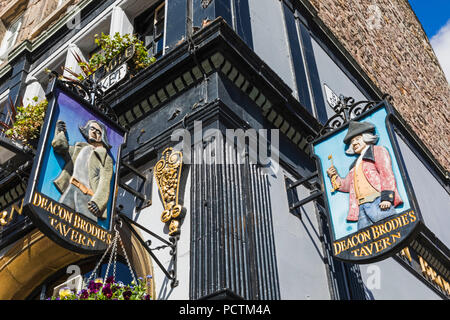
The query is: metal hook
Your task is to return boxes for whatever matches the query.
[114,219,123,232]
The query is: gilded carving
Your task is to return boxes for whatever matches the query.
[154,147,185,235]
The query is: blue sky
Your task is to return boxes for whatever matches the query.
[408,0,450,38]
[408,0,450,81]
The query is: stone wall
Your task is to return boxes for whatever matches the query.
[309,0,450,171]
[0,0,82,51]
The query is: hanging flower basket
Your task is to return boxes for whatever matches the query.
[91,32,156,75]
[49,222,153,301]
[1,97,48,149]
[51,276,152,300]
[65,32,156,83]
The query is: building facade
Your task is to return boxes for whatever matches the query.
[0,0,448,300]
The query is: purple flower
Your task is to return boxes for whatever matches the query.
[87,280,96,290]
[144,294,151,300]
[79,289,89,300]
[122,290,132,300]
[102,285,113,299]
[88,280,102,293]
[106,276,115,284]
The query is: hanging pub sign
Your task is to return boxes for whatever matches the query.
[24,80,126,254]
[312,101,423,263]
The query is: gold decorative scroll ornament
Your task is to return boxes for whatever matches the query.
[154,148,184,236]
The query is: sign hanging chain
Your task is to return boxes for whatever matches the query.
[112,235,118,282]
[118,224,137,285]
[83,220,137,288]
[84,229,118,287]
[103,228,119,284]
[104,220,136,285]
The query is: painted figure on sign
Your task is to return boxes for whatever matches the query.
[326,120,403,230]
[52,119,113,222]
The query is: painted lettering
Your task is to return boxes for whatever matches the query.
[390,232,401,243]
[33,192,42,206]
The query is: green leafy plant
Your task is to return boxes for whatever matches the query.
[50,276,152,300]
[67,32,156,81]
[1,97,48,147]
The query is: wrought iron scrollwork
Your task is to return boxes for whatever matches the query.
[48,71,119,124]
[308,94,393,142]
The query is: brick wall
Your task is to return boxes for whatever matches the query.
[309,0,450,171]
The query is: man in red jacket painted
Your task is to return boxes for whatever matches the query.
[326,120,403,230]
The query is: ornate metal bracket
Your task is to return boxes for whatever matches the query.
[154,147,186,236]
[285,172,323,212]
[117,212,179,288]
[310,93,393,141]
[47,73,118,123]
[118,161,153,210]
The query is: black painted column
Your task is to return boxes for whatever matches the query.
[165,0,189,52]
[8,49,31,109]
[189,126,280,300]
[190,0,253,51]
[193,0,233,29]
[232,0,253,50]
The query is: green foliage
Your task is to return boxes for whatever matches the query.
[50,276,152,301]
[4,97,48,146]
[77,32,156,80]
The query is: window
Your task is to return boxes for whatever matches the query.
[0,90,11,130]
[134,1,165,58]
[0,15,24,60]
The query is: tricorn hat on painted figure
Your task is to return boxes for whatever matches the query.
[343,120,375,145]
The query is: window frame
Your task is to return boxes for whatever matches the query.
[0,14,24,59]
[134,0,166,58]
[0,89,11,129]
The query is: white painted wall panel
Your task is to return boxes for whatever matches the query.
[248,0,296,94]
